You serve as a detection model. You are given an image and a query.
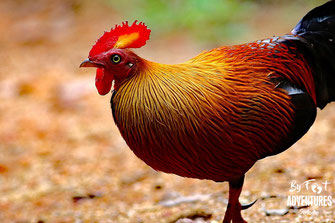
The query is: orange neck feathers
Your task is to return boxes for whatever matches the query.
[111,39,313,181]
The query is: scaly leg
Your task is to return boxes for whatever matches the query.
[222,175,250,223]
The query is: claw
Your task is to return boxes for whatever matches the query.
[241,199,258,210]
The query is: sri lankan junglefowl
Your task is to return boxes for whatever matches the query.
[80,1,335,222]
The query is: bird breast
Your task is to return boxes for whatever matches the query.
[111,51,296,182]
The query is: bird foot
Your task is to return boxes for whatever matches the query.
[222,202,248,223]
[222,176,254,223]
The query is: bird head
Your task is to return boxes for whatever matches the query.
[80,21,151,95]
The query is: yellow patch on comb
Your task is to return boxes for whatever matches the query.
[114,32,140,49]
[89,21,151,57]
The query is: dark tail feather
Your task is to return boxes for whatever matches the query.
[290,0,335,109]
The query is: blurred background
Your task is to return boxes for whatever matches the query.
[0,0,334,222]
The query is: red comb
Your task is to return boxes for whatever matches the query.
[89,21,151,57]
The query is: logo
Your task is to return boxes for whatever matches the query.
[287,179,332,208]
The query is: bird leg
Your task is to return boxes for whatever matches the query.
[222,175,249,223]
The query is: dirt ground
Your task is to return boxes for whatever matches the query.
[0,1,334,222]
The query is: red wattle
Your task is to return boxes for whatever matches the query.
[95,68,114,95]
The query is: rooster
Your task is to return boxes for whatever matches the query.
[80,1,335,222]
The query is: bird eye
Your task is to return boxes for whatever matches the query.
[111,54,121,64]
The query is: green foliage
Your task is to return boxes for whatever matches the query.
[107,0,257,43]
[106,0,327,44]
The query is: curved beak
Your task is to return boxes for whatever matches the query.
[80,59,100,68]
